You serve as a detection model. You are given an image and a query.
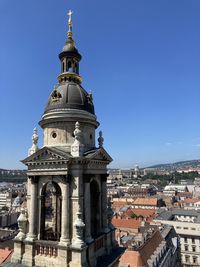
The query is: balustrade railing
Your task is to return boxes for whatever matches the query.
[35,242,58,258]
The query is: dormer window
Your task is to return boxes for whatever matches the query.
[51,90,62,102]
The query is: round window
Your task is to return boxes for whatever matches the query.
[52,132,57,139]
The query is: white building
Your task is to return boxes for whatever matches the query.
[155,209,200,266]
[163,184,188,197]
[0,192,12,209]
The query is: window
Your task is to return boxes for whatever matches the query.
[184,237,188,243]
[51,132,57,139]
[185,255,190,263]
[193,257,197,264]
[176,226,181,229]
[192,238,195,244]
[192,246,196,252]
[67,61,72,70]
[185,245,188,251]
[74,62,77,73]
[183,227,188,230]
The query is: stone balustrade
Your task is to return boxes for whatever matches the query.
[35,243,58,258]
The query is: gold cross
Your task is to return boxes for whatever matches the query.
[67,10,73,22]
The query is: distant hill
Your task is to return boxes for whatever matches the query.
[0,169,26,183]
[148,159,200,170]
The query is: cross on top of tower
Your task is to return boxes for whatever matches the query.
[67,10,73,21]
[67,9,73,38]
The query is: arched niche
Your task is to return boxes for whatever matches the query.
[40,181,62,241]
[90,179,100,238]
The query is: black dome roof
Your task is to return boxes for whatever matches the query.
[44,81,95,115]
[59,41,81,61]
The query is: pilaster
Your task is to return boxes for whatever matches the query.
[69,247,88,267]
[21,240,35,267]
[11,240,25,264]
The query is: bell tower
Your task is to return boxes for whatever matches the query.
[11,10,116,267]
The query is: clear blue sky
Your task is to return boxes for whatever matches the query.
[1,0,200,169]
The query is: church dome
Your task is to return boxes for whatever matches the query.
[44,81,95,115]
[62,43,79,53]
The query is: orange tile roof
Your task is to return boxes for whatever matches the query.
[0,248,13,264]
[119,250,145,267]
[133,198,157,206]
[177,192,192,197]
[126,208,156,218]
[112,218,141,229]
[182,198,200,204]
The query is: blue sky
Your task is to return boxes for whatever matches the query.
[1,0,200,169]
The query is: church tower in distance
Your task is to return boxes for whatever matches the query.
[11,10,116,267]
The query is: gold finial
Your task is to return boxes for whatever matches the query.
[67,10,73,39]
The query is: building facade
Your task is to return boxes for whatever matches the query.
[11,11,115,267]
[155,209,200,266]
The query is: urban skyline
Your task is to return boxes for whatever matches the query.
[1,0,200,169]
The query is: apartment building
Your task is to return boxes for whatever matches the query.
[155,208,200,266]
[0,193,12,209]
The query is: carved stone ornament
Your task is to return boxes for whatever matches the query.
[98,130,104,148]
[16,208,28,240]
[51,89,62,102]
[87,91,93,104]
[73,207,85,248]
[71,122,84,157]
[28,128,39,156]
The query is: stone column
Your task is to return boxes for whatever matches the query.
[22,176,38,267]
[26,176,38,241]
[60,176,70,245]
[84,175,93,243]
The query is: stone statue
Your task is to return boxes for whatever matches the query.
[28,128,39,156]
[73,206,85,248]
[74,122,83,143]
[71,122,84,157]
[16,208,28,240]
[98,130,104,148]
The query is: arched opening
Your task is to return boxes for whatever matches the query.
[40,181,62,241]
[90,180,100,238]
[67,60,72,71]
[62,61,65,72]
[74,62,77,73]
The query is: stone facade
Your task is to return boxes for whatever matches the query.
[11,11,115,267]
